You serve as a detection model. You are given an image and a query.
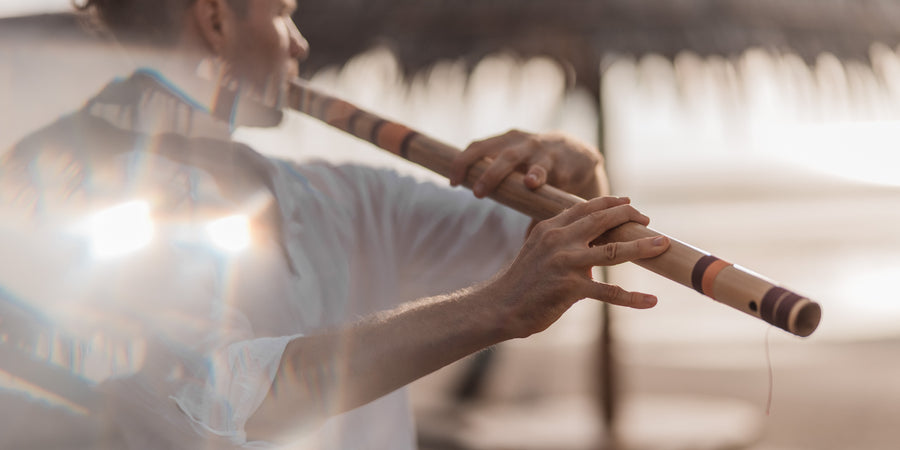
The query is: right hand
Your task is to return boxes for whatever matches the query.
[485,196,669,339]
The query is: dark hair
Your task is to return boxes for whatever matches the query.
[73,0,248,45]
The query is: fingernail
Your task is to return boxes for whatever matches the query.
[652,236,667,247]
[642,295,658,307]
[473,182,485,197]
[526,173,539,183]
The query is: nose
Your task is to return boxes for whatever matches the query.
[287,19,309,63]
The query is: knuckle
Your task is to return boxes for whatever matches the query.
[588,210,612,229]
[541,227,565,246]
[588,209,608,220]
[571,201,594,215]
[552,172,572,188]
[548,250,575,269]
[603,242,618,261]
[459,148,478,162]
[588,196,615,210]
[481,167,503,184]
[498,150,520,164]
[558,203,584,222]
[575,199,604,216]
[530,220,555,238]
[599,283,624,301]
[467,138,488,150]
[503,129,525,141]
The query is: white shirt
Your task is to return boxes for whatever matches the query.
[0,70,531,449]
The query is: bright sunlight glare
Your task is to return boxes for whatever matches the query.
[206,215,251,252]
[84,201,154,259]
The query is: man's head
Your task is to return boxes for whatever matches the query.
[76,0,308,100]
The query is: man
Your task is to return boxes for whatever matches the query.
[0,0,669,448]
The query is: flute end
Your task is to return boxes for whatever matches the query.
[791,301,822,337]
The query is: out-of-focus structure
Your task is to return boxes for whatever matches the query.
[293,0,900,95]
[3,1,900,449]
[287,2,900,448]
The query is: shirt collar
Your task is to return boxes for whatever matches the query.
[85,68,236,141]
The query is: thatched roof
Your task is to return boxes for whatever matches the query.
[6,0,900,96]
[294,0,900,95]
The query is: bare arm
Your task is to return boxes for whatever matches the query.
[245,196,669,442]
[244,284,504,441]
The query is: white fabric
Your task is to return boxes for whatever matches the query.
[235,160,530,449]
[0,70,531,449]
[121,160,531,449]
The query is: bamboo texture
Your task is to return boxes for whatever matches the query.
[285,79,822,337]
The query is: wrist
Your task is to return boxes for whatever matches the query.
[465,275,537,342]
[456,282,518,344]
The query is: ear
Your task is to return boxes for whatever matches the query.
[191,0,230,55]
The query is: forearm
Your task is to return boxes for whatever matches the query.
[245,284,508,442]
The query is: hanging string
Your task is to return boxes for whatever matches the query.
[765,327,774,416]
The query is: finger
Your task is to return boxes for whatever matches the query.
[571,235,670,267]
[449,143,490,187]
[545,196,631,228]
[563,204,650,241]
[524,155,553,189]
[449,131,521,186]
[583,282,658,309]
[472,143,531,198]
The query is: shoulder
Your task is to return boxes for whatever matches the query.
[270,158,416,198]
[4,110,135,167]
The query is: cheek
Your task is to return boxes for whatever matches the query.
[230,22,288,76]
[257,20,292,60]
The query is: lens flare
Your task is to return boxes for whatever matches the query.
[84,201,154,259]
[205,214,251,252]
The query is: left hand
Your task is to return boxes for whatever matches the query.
[449,129,609,200]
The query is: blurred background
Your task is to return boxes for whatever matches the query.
[2,0,900,449]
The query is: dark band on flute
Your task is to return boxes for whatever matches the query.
[376,123,415,157]
[284,79,823,337]
[399,131,419,160]
[316,95,332,122]
[347,108,364,136]
[288,82,421,161]
[775,292,804,331]
[760,287,787,324]
[369,119,387,148]
[760,286,805,330]
[691,255,731,297]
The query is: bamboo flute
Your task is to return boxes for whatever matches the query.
[284,79,822,337]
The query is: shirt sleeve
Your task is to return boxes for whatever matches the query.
[96,305,301,449]
[297,161,532,302]
[170,335,298,446]
[392,171,532,299]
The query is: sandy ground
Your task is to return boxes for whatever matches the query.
[411,337,900,450]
